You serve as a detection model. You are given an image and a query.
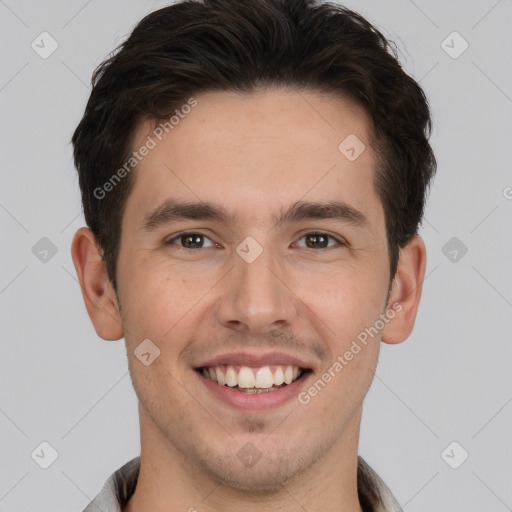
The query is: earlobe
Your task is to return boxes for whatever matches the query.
[71,227,124,341]
[381,235,427,345]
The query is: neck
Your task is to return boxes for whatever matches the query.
[123,407,364,512]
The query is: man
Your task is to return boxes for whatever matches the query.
[71,0,436,510]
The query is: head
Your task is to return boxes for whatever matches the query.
[72,0,435,494]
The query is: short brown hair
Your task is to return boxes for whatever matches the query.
[72,0,436,290]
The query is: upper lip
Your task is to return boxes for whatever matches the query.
[195,351,312,370]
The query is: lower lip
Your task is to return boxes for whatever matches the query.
[197,371,311,411]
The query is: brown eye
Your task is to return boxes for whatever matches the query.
[306,233,328,248]
[295,232,344,249]
[167,232,216,249]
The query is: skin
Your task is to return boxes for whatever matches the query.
[72,88,426,512]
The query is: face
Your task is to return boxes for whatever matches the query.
[111,89,396,489]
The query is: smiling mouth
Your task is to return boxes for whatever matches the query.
[197,364,310,393]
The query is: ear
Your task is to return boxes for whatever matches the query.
[71,227,124,341]
[381,235,427,345]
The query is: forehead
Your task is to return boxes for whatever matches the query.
[125,88,384,232]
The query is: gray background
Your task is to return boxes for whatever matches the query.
[0,0,511,510]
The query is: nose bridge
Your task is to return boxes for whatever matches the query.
[238,239,279,293]
[216,236,296,333]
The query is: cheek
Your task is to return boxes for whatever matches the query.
[299,279,383,413]
[295,262,388,338]
[118,260,216,346]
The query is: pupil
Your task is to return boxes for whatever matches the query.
[183,234,203,248]
[306,233,327,248]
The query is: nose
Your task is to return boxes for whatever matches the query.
[215,242,298,335]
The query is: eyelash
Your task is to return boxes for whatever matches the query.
[165,231,346,250]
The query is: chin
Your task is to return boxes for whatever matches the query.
[202,459,300,492]
[190,440,325,493]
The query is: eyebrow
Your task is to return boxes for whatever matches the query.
[142,199,368,232]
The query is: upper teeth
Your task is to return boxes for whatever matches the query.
[201,365,301,389]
